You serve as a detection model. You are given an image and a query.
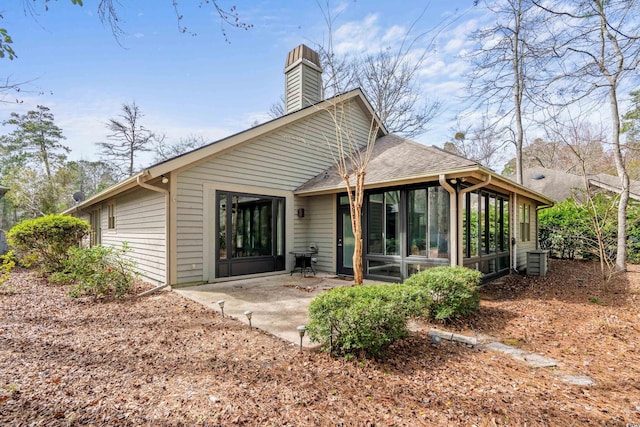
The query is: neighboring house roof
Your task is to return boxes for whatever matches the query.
[64,88,386,215]
[295,135,552,205]
[0,186,8,199]
[522,166,640,202]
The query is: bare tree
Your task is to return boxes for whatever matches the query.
[16,1,251,43]
[466,0,550,184]
[546,116,618,282]
[97,102,154,179]
[502,136,616,176]
[445,115,508,169]
[312,3,384,285]
[354,48,442,139]
[535,0,640,272]
[153,135,209,163]
[270,3,445,138]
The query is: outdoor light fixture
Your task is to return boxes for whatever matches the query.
[297,208,305,218]
[577,278,585,286]
[217,299,225,317]
[161,175,169,184]
[297,325,307,351]
[244,310,253,329]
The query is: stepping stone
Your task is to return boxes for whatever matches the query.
[560,374,595,386]
[485,342,558,368]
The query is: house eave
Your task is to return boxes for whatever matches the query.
[294,165,553,206]
[62,88,384,214]
[62,173,143,215]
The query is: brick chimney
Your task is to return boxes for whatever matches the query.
[284,44,323,114]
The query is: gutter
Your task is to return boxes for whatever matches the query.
[136,174,171,295]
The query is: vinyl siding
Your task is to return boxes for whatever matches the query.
[101,188,166,285]
[303,194,335,273]
[285,63,322,113]
[176,101,372,283]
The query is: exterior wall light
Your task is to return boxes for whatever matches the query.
[297,208,305,218]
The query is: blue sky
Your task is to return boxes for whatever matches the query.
[1,1,484,167]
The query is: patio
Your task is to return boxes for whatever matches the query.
[174,273,359,347]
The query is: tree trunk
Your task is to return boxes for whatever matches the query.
[610,86,628,271]
[512,0,524,185]
[351,170,366,285]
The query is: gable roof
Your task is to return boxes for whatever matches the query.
[522,166,640,202]
[64,88,386,214]
[0,186,8,199]
[295,134,477,194]
[295,134,553,205]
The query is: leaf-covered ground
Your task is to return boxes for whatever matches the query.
[0,260,639,426]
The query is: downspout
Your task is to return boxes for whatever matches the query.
[458,175,492,267]
[439,175,457,267]
[136,174,171,295]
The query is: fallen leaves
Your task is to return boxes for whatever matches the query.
[0,262,639,425]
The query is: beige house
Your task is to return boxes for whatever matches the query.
[65,45,552,287]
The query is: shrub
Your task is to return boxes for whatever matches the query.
[403,266,481,321]
[55,243,138,300]
[0,250,16,294]
[7,215,90,273]
[307,284,432,358]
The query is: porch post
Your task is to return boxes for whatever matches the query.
[438,175,457,267]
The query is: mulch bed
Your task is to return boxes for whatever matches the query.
[1,260,639,426]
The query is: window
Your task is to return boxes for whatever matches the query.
[428,186,449,258]
[519,203,531,242]
[462,189,510,275]
[406,186,450,259]
[367,191,400,255]
[107,203,116,230]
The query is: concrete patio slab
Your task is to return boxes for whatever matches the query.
[174,273,357,347]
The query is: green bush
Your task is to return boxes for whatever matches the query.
[53,243,138,300]
[7,215,90,273]
[539,198,640,264]
[403,266,481,321]
[0,250,16,294]
[307,284,432,358]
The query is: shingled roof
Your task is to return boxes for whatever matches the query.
[522,166,640,202]
[295,134,479,194]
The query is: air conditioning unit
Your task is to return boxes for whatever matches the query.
[527,250,549,276]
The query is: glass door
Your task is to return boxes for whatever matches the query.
[337,200,354,276]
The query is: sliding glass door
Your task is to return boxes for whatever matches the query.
[216,191,285,277]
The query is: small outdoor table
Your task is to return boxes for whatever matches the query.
[289,250,316,277]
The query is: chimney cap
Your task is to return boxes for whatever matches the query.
[285,44,321,72]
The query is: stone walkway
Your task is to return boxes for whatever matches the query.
[427,328,596,386]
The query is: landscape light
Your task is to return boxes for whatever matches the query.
[297,325,307,351]
[244,310,253,329]
[217,300,225,317]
